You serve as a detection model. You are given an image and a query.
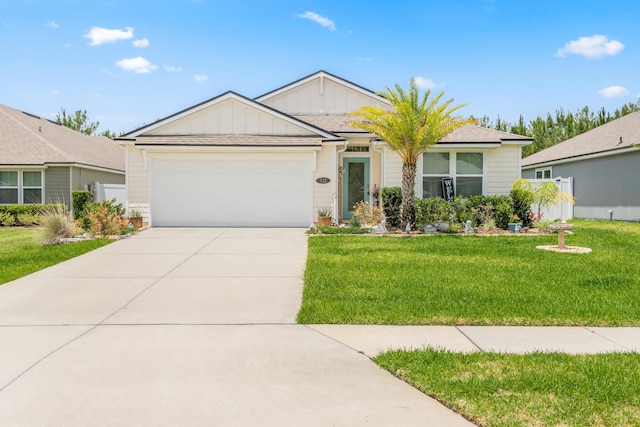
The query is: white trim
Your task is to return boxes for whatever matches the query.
[535,167,552,179]
[522,146,639,169]
[137,145,322,153]
[45,163,125,175]
[420,151,485,198]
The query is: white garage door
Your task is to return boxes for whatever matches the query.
[150,152,313,227]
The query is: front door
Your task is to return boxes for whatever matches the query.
[342,158,370,219]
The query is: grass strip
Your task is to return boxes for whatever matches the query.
[375,348,640,426]
[0,227,113,285]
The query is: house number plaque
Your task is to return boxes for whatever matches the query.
[316,177,331,184]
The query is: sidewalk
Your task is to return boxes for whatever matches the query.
[310,325,640,357]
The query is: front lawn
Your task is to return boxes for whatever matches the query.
[297,220,640,326]
[375,348,640,426]
[0,227,113,285]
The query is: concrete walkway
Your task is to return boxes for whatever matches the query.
[0,228,474,426]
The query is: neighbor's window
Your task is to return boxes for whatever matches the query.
[535,168,552,179]
[0,171,19,204]
[0,170,43,204]
[422,152,484,198]
[22,171,43,204]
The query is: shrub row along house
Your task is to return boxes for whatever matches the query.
[117,71,532,227]
[0,104,125,209]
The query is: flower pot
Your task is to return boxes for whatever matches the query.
[317,216,332,226]
[129,217,143,229]
[508,222,522,233]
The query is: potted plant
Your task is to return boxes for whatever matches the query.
[317,207,332,226]
[128,210,143,229]
[508,214,522,232]
[436,203,451,232]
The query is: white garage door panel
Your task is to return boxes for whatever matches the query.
[150,153,313,227]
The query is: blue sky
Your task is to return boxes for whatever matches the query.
[1,0,638,135]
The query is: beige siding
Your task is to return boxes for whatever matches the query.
[313,146,335,220]
[486,145,521,195]
[261,77,389,114]
[44,166,71,206]
[127,146,149,204]
[384,149,403,188]
[145,98,315,136]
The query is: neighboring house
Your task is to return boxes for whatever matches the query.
[118,70,532,227]
[522,111,640,221]
[0,104,125,209]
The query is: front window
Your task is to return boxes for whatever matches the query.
[0,171,43,204]
[422,152,484,198]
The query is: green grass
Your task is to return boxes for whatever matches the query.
[0,227,113,285]
[375,348,640,426]
[297,219,640,326]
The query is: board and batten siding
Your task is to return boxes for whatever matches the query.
[260,77,389,115]
[145,98,315,136]
[44,166,71,206]
[313,145,335,220]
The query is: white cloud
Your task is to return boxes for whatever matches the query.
[116,57,158,74]
[164,65,182,72]
[132,38,149,48]
[555,34,624,58]
[194,74,208,83]
[46,21,59,29]
[598,86,629,97]
[63,42,72,48]
[356,56,374,62]
[296,11,336,31]
[85,26,134,46]
[414,76,439,89]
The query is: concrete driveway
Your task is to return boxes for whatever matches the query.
[0,228,472,426]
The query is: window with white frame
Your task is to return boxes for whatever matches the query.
[0,171,43,204]
[422,152,484,198]
[535,167,552,179]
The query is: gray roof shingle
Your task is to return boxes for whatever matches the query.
[0,104,124,171]
[522,111,640,167]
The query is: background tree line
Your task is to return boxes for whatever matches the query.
[475,100,640,157]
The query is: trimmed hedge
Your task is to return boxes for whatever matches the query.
[72,191,92,220]
[381,187,402,227]
[0,204,66,226]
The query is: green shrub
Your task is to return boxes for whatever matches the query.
[511,188,534,227]
[72,191,92,221]
[381,187,402,227]
[0,211,16,226]
[38,205,76,245]
[0,204,65,226]
[17,212,40,226]
[465,195,513,229]
[415,197,452,228]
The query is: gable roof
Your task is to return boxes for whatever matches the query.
[255,70,390,106]
[0,104,124,171]
[440,125,533,144]
[522,111,640,167]
[120,91,340,143]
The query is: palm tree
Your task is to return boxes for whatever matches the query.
[349,78,474,228]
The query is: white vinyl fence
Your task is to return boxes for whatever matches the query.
[94,182,127,210]
[527,177,573,221]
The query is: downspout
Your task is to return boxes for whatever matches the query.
[334,141,349,224]
[371,139,386,188]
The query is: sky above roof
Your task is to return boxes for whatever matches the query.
[2,0,638,135]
